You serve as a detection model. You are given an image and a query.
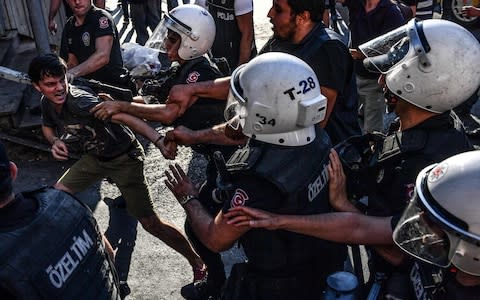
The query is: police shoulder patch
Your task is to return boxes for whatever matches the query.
[230,188,249,208]
[186,71,200,84]
[99,16,109,29]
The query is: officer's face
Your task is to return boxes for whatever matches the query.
[268,0,297,41]
[164,30,182,63]
[33,74,69,108]
[67,0,92,17]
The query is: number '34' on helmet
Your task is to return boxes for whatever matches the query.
[224,52,327,146]
[393,150,480,276]
[146,4,215,60]
[360,19,480,113]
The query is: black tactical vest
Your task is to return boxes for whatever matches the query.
[207,0,256,70]
[0,187,119,299]
[226,129,347,279]
[171,57,226,132]
[368,113,473,217]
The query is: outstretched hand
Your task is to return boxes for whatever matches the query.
[462,6,480,17]
[327,149,350,211]
[164,163,198,202]
[224,206,282,230]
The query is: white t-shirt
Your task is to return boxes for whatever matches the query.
[195,0,253,16]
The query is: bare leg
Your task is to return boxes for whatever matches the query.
[139,214,204,269]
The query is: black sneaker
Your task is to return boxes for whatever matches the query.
[180,278,221,300]
[119,281,131,299]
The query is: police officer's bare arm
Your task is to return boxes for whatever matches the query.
[164,163,249,252]
[165,123,248,147]
[67,35,114,78]
[167,77,231,116]
[91,100,179,124]
[236,12,255,65]
[225,207,393,245]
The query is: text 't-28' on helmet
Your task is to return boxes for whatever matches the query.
[359,19,480,113]
[393,150,480,276]
[145,4,215,60]
[224,52,327,146]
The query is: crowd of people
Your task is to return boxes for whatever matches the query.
[1,0,480,299]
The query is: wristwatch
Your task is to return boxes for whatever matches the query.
[178,195,198,206]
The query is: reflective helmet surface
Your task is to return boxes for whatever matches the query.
[393,150,480,276]
[360,19,480,113]
[145,4,215,60]
[224,52,327,146]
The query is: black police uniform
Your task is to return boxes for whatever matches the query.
[260,23,361,145]
[0,187,119,299]
[61,6,127,86]
[206,0,257,72]
[401,252,480,300]
[220,127,347,300]
[368,112,473,218]
[162,56,239,294]
[365,112,473,297]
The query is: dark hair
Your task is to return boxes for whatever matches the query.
[287,0,325,22]
[0,142,12,202]
[28,53,67,84]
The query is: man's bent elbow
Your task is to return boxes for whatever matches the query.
[205,239,235,253]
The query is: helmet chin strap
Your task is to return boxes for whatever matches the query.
[384,87,398,113]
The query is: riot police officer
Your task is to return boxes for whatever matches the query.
[226,18,480,299]
[332,18,479,298]
[165,0,361,146]
[164,52,347,300]
[392,150,480,299]
[0,142,120,299]
[92,4,227,132]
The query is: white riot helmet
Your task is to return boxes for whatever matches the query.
[224,52,327,146]
[393,151,480,276]
[360,19,480,113]
[145,4,215,60]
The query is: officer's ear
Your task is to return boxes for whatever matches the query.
[295,11,311,26]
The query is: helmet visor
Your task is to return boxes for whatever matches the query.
[224,65,247,131]
[145,14,195,52]
[393,195,459,267]
[359,19,429,73]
